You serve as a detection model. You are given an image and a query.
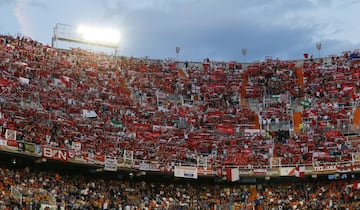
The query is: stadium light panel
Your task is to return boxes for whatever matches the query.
[77,25,120,46]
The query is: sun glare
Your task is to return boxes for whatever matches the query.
[77,25,120,45]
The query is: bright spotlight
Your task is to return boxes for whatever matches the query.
[77,25,120,46]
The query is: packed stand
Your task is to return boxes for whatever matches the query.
[0,34,359,170]
[2,163,360,209]
[0,164,257,209]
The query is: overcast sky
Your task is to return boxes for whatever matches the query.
[1,0,360,62]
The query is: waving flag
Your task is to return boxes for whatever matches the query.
[226,168,240,182]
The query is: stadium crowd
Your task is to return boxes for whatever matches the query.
[2,162,360,209]
[0,34,359,169]
[0,34,360,208]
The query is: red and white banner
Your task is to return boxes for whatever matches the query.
[197,167,214,176]
[5,129,16,140]
[312,151,330,158]
[337,163,352,173]
[42,147,69,161]
[81,152,103,163]
[6,139,18,148]
[294,166,305,178]
[253,168,267,175]
[313,165,338,173]
[226,168,240,182]
[352,163,360,172]
[342,84,354,92]
[279,167,295,176]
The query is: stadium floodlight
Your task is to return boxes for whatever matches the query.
[242,48,247,63]
[77,25,120,46]
[316,42,322,59]
[52,23,120,55]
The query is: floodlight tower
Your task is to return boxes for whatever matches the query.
[242,48,247,63]
[242,48,247,70]
[176,46,180,61]
[52,23,120,55]
[316,42,321,59]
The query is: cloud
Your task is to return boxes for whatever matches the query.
[103,0,171,12]
[123,19,318,62]
[14,0,32,36]
[6,0,359,61]
[107,1,321,61]
[13,0,48,37]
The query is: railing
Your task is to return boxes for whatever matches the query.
[3,138,360,179]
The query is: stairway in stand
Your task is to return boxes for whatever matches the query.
[354,107,360,130]
[271,142,281,167]
[296,67,305,97]
[240,72,248,106]
[253,114,260,129]
[293,111,302,134]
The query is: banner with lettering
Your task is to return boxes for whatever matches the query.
[42,146,69,161]
[139,162,160,172]
[104,156,118,171]
[6,139,18,150]
[337,163,352,173]
[197,167,214,176]
[253,168,267,175]
[313,165,338,173]
[174,166,198,179]
[352,162,360,172]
